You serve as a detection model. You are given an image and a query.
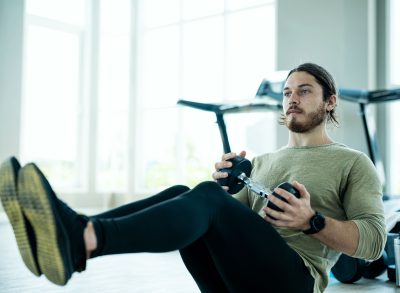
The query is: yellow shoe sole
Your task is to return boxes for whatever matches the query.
[0,157,41,276]
[18,163,73,286]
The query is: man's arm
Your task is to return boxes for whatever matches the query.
[263,180,359,256]
[310,217,359,256]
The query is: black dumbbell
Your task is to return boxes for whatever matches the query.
[217,156,252,194]
[217,156,300,212]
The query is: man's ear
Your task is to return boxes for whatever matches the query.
[326,95,337,111]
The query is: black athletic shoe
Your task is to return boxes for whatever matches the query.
[0,157,41,277]
[18,163,88,286]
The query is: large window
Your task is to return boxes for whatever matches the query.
[388,0,400,194]
[21,0,277,199]
[136,0,277,192]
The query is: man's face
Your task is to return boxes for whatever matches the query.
[282,71,328,133]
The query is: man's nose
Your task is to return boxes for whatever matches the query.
[288,92,299,105]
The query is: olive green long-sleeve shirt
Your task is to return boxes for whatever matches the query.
[233,143,386,293]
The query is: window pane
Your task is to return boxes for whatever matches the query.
[141,26,180,108]
[181,109,221,186]
[96,1,131,192]
[182,0,224,20]
[225,112,277,158]
[182,16,224,101]
[26,0,86,26]
[137,108,180,191]
[226,5,276,100]
[142,0,180,28]
[99,0,130,34]
[21,25,81,190]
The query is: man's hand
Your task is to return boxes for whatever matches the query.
[263,180,359,255]
[212,151,246,191]
[263,181,315,231]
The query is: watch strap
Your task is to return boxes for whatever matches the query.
[303,211,325,235]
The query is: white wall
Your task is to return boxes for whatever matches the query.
[0,0,24,162]
[275,0,376,154]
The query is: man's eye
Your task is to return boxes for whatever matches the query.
[283,92,291,97]
[300,89,309,95]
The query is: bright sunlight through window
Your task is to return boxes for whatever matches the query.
[21,0,278,199]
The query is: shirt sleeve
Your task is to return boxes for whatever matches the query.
[343,153,387,261]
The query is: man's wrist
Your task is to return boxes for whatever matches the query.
[303,211,326,234]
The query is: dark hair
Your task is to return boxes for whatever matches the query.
[281,62,339,126]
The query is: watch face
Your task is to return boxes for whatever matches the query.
[312,213,325,230]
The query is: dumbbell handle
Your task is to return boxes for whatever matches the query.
[237,173,270,198]
[237,173,300,213]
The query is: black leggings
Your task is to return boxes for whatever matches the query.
[90,181,314,293]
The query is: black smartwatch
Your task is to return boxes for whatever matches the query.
[303,211,326,234]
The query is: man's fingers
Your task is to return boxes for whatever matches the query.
[217,151,247,169]
[212,171,229,180]
[267,193,292,212]
[264,207,291,221]
[217,171,229,179]
[292,181,310,199]
[273,188,298,204]
[222,152,236,161]
[214,161,233,171]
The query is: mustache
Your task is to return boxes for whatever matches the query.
[286,105,303,115]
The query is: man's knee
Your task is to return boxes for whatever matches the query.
[172,184,190,194]
[194,181,223,193]
[192,181,229,204]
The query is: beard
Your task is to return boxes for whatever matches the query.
[284,102,326,133]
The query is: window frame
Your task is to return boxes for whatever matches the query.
[20,0,278,205]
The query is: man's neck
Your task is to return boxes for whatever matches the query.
[287,127,333,147]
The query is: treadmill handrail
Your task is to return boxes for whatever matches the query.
[254,78,400,105]
[339,88,400,104]
[177,99,282,115]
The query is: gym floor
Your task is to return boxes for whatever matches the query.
[0,212,398,293]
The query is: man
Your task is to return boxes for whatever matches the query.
[214,63,386,291]
[0,63,385,293]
